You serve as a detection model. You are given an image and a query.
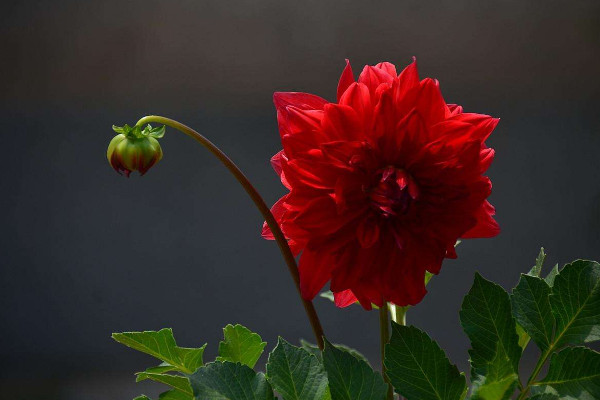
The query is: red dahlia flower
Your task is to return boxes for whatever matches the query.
[263,59,499,309]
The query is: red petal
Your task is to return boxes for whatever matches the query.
[373,86,396,139]
[322,103,363,141]
[333,289,358,307]
[447,104,463,115]
[446,244,458,259]
[393,58,420,117]
[274,92,328,112]
[416,78,448,126]
[299,247,333,300]
[270,150,285,176]
[339,82,372,131]
[320,140,372,170]
[374,62,397,77]
[479,147,495,173]
[293,196,359,235]
[462,201,500,238]
[270,151,292,189]
[337,59,355,102]
[358,65,394,96]
[356,215,380,248]
[262,195,288,240]
[282,156,342,190]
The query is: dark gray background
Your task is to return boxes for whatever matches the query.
[1,0,599,399]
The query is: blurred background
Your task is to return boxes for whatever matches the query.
[1,0,599,398]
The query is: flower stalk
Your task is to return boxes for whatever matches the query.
[390,304,408,325]
[132,115,325,349]
[379,302,394,400]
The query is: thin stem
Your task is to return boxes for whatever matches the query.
[388,304,408,400]
[516,346,553,400]
[379,303,394,400]
[136,115,325,349]
[390,304,408,326]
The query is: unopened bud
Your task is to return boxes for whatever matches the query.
[107,124,165,177]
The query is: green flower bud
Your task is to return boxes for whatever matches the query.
[107,124,165,177]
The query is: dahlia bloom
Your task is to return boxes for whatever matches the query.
[263,59,499,309]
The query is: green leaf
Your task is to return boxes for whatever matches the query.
[142,362,179,375]
[511,274,554,351]
[471,376,517,400]
[266,338,328,400]
[516,323,530,351]
[535,347,600,399]
[134,396,152,400]
[158,389,192,400]
[112,328,206,374]
[189,361,274,400]
[528,248,546,277]
[216,324,266,369]
[300,339,369,366]
[299,339,323,361]
[135,372,193,396]
[549,260,600,347]
[459,273,521,379]
[385,323,466,400]
[527,395,559,400]
[545,264,560,287]
[469,342,518,400]
[323,338,387,400]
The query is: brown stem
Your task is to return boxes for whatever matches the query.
[136,115,325,349]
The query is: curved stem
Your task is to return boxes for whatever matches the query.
[136,115,325,349]
[379,303,394,400]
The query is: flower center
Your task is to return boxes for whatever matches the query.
[367,167,419,216]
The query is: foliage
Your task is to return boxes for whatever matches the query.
[114,251,600,400]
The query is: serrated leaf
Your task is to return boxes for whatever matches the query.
[549,260,600,347]
[189,361,274,400]
[299,339,322,361]
[216,324,266,369]
[323,338,387,400]
[535,347,600,399]
[469,342,518,400]
[459,273,521,379]
[385,323,466,400]
[135,372,193,396]
[266,338,328,400]
[511,274,554,351]
[528,248,546,277]
[112,328,206,374]
[300,339,369,365]
[544,264,560,287]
